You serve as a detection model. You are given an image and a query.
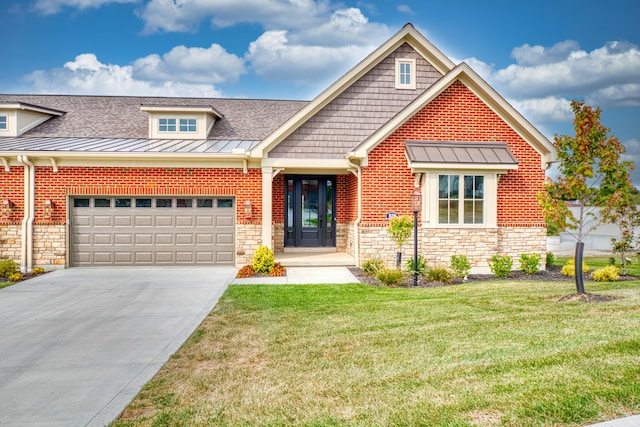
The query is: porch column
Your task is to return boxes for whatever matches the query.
[261,166,273,249]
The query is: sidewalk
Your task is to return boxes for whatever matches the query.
[585,415,640,426]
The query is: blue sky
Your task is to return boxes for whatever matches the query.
[1,0,639,184]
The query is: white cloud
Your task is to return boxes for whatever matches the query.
[511,40,580,66]
[132,44,246,84]
[622,138,640,187]
[246,30,374,86]
[32,0,137,14]
[137,0,329,34]
[23,53,222,97]
[510,96,573,124]
[397,5,415,15]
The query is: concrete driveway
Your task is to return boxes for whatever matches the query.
[0,267,234,427]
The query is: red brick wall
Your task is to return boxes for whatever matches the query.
[33,166,262,225]
[362,80,546,226]
[0,167,24,225]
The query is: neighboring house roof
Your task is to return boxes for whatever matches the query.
[405,141,518,171]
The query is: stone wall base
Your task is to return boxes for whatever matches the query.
[236,223,262,267]
[357,226,547,274]
[0,225,22,263]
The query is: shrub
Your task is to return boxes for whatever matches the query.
[7,272,23,282]
[591,266,620,282]
[546,252,556,267]
[31,267,46,275]
[405,255,427,276]
[377,268,406,286]
[490,255,512,278]
[561,259,591,277]
[425,265,454,284]
[269,262,286,277]
[236,265,255,278]
[450,254,471,278]
[252,245,275,274]
[362,258,385,276]
[519,253,541,275]
[0,259,18,278]
[386,216,414,249]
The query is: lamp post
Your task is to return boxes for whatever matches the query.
[410,188,422,286]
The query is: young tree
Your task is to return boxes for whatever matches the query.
[387,215,413,269]
[540,100,634,294]
[609,203,640,275]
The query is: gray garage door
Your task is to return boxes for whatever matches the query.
[70,196,235,266]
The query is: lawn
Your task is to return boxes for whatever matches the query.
[113,280,640,427]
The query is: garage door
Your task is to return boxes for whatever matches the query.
[70,196,235,266]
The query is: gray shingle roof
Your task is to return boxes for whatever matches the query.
[405,141,518,166]
[0,95,307,140]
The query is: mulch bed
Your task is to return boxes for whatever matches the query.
[348,265,637,302]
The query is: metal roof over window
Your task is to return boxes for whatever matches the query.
[405,141,518,170]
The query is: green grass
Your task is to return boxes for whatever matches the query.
[113,280,640,427]
[0,281,15,289]
[553,255,640,276]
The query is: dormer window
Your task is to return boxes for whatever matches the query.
[0,115,7,131]
[395,58,416,90]
[141,105,221,140]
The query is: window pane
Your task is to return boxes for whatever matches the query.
[156,198,172,208]
[464,176,474,199]
[438,175,449,198]
[438,200,449,223]
[94,198,110,207]
[176,198,192,208]
[475,201,484,224]
[115,198,131,208]
[464,200,474,223]
[74,198,90,208]
[449,176,459,199]
[0,116,7,129]
[197,199,213,208]
[136,198,152,208]
[179,118,196,132]
[474,176,484,198]
[449,200,459,224]
[217,199,233,208]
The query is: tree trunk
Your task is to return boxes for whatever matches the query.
[396,251,402,269]
[575,241,586,294]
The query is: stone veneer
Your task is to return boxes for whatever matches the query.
[235,223,261,266]
[32,225,66,268]
[0,225,21,262]
[357,225,547,274]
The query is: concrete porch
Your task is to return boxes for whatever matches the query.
[275,251,356,267]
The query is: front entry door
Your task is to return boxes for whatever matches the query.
[285,176,336,247]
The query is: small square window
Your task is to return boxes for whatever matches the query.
[73,198,90,208]
[94,198,110,208]
[395,58,416,90]
[156,198,172,208]
[159,118,176,132]
[0,115,7,130]
[176,198,192,208]
[136,198,152,208]
[179,118,197,132]
[115,198,132,208]
[197,199,213,208]
[217,199,233,208]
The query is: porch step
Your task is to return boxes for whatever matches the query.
[276,252,356,267]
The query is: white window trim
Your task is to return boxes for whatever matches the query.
[0,115,8,132]
[157,117,198,134]
[421,171,498,228]
[395,58,416,90]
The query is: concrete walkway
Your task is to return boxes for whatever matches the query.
[232,266,359,284]
[0,267,234,427]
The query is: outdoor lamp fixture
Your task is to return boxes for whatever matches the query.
[43,199,54,218]
[244,200,252,220]
[410,188,422,286]
[1,199,14,218]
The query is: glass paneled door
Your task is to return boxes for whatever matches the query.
[285,175,336,247]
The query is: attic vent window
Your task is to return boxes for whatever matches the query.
[395,58,416,90]
[0,115,7,130]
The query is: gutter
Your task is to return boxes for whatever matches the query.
[16,155,35,273]
[347,155,362,266]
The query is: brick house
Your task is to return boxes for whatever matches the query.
[0,24,555,273]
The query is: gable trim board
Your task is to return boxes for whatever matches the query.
[0,23,554,273]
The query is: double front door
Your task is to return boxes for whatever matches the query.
[285,176,336,247]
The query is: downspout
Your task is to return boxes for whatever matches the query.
[16,155,35,273]
[347,157,362,266]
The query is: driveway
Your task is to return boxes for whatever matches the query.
[0,267,234,426]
